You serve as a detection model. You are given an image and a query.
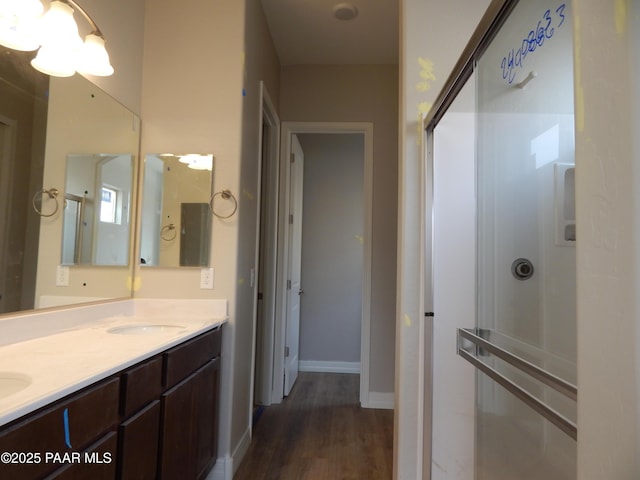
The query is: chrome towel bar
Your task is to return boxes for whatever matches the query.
[457,328,577,440]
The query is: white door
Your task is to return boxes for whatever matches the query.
[284,134,304,396]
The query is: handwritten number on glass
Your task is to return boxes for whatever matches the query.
[500,3,566,85]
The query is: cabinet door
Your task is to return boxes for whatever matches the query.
[194,358,220,479]
[44,431,117,480]
[159,371,195,479]
[118,400,161,479]
[159,359,220,480]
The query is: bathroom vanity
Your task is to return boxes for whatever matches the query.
[0,299,226,480]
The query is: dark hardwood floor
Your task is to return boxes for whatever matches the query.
[233,372,394,480]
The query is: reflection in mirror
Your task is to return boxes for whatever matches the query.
[0,46,141,315]
[140,154,213,267]
[0,49,48,314]
[61,153,133,266]
[35,75,140,309]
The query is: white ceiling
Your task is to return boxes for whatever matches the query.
[260,0,399,66]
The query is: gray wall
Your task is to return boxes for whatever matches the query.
[280,64,398,393]
[297,133,364,364]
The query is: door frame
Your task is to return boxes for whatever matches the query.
[272,121,374,406]
[251,82,281,410]
[0,115,17,313]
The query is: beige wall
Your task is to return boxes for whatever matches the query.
[231,0,281,464]
[139,0,280,471]
[138,0,244,471]
[279,64,399,394]
[138,0,244,303]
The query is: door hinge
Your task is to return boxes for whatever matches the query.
[285,346,290,357]
[289,213,293,224]
[290,152,295,163]
[287,279,291,290]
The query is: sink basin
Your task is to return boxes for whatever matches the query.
[0,372,31,399]
[107,324,186,335]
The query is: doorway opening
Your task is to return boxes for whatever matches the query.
[253,120,374,407]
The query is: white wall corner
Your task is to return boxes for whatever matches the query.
[207,455,233,480]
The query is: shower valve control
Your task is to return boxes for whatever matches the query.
[511,258,534,281]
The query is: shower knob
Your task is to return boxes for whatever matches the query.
[511,258,534,280]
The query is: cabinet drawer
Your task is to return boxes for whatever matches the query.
[0,377,119,479]
[121,355,163,417]
[163,327,221,389]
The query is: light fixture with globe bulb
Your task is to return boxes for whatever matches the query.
[0,0,113,77]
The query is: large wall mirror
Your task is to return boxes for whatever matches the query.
[140,154,213,268]
[0,47,140,315]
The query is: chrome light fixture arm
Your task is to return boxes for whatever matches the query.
[64,0,103,38]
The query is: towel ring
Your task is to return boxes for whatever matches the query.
[32,188,60,217]
[209,189,237,219]
[160,223,177,241]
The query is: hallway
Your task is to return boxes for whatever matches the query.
[234,372,393,480]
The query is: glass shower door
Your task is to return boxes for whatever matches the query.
[473,0,576,478]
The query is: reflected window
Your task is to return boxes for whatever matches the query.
[100,186,119,224]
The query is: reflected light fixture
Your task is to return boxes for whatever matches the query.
[179,154,214,171]
[0,0,113,77]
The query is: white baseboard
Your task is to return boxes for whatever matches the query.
[298,360,361,374]
[363,391,394,410]
[231,426,251,477]
[207,426,251,480]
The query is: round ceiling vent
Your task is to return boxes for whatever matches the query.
[333,3,358,21]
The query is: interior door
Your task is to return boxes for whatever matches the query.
[284,134,304,396]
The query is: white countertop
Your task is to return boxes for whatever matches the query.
[0,299,227,427]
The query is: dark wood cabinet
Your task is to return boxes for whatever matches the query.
[0,325,222,480]
[159,327,221,480]
[0,377,120,479]
[159,358,220,480]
